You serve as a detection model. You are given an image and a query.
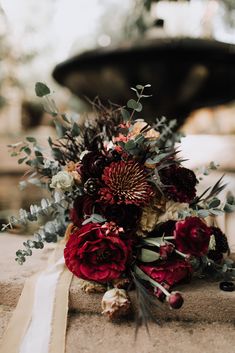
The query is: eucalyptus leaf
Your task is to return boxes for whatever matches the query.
[127,99,142,112]
[208,198,220,208]
[18,157,27,164]
[121,108,130,121]
[125,140,136,150]
[26,136,37,143]
[197,209,210,218]
[35,82,50,97]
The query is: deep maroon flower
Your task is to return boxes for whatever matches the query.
[100,204,142,232]
[159,165,197,202]
[208,226,229,262]
[64,222,131,283]
[140,259,192,288]
[70,195,94,227]
[174,217,212,257]
[99,160,154,205]
[81,152,109,181]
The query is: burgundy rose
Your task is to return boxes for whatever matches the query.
[174,217,212,257]
[140,259,192,287]
[64,223,130,283]
[70,195,94,227]
[159,165,197,203]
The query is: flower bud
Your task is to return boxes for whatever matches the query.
[101,288,130,319]
[167,291,184,309]
[159,242,175,260]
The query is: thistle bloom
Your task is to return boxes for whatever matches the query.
[100,160,154,206]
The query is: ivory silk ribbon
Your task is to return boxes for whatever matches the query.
[0,243,73,353]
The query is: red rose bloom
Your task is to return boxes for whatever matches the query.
[140,260,192,287]
[174,217,212,257]
[64,223,130,283]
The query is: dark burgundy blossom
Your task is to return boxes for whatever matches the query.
[81,152,109,181]
[208,227,229,262]
[70,195,94,227]
[149,220,176,238]
[174,217,212,257]
[64,222,131,282]
[100,204,142,232]
[159,165,197,202]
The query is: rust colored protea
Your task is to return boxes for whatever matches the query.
[99,160,154,206]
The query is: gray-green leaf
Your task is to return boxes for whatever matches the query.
[35,82,50,97]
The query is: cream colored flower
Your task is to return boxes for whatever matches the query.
[50,171,74,191]
[137,197,166,236]
[130,120,160,140]
[138,206,162,235]
[101,288,131,319]
[158,201,189,223]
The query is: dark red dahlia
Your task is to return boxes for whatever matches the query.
[99,160,154,205]
[159,165,197,203]
[174,217,212,257]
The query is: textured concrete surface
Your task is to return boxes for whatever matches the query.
[0,234,235,323]
[0,307,235,353]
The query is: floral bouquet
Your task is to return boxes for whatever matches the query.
[3,83,235,326]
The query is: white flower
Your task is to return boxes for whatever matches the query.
[158,201,189,223]
[101,288,130,319]
[50,171,74,191]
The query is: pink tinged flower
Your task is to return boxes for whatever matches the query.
[159,242,175,260]
[101,288,131,319]
[99,160,154,206]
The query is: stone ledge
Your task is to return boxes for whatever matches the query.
[0,234,234,323]
[1,309,235,353]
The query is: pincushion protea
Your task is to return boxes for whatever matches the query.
[99,160,154,205]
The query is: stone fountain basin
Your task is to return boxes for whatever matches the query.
[53,38,235,125]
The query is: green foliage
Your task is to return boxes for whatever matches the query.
[82,214,107,225]
[35,82,50,97]
[138,248,160,262]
